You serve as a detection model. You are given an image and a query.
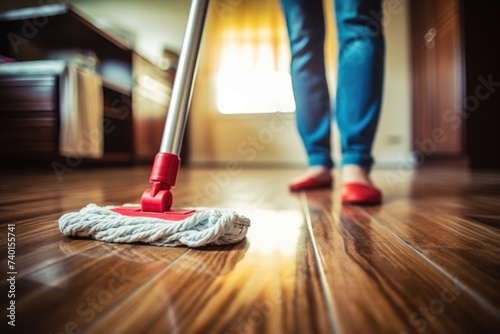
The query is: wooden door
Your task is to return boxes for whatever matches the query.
[410,0,465,163]
[433,6,463,154]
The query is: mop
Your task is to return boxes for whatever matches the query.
[59,0,250,247]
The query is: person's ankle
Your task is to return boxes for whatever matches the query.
[288,166,333,192]
[306,165,331,177]
[342,164,372,185]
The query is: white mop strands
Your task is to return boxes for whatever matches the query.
[58,204,250,247]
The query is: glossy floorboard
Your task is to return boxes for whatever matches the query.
[0,166,499,333]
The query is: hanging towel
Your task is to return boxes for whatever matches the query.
[59,64,104,159]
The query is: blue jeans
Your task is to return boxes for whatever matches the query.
[280,0,385,171]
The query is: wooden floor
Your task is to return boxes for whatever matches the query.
[0,165,499,333]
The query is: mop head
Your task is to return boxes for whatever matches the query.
[58,204,250,247]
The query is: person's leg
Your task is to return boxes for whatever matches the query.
[280,0,333,190]
[334,0,385,203]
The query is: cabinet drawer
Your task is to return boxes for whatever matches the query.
[0,76,58,112]
[0,118,57,152]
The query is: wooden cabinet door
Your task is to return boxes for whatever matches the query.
[132,53,172,162]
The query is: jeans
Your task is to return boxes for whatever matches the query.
[280,0,385,171]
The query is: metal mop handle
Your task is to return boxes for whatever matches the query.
[141,0,209,213]
[160,0,209,154]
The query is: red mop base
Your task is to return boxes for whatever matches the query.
[112,206,196,221]
[112,153,196,221]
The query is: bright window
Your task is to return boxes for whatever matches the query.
[213,28,295,115]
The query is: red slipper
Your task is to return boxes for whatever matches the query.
[289,174,333,192]
[341,182,382,205]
